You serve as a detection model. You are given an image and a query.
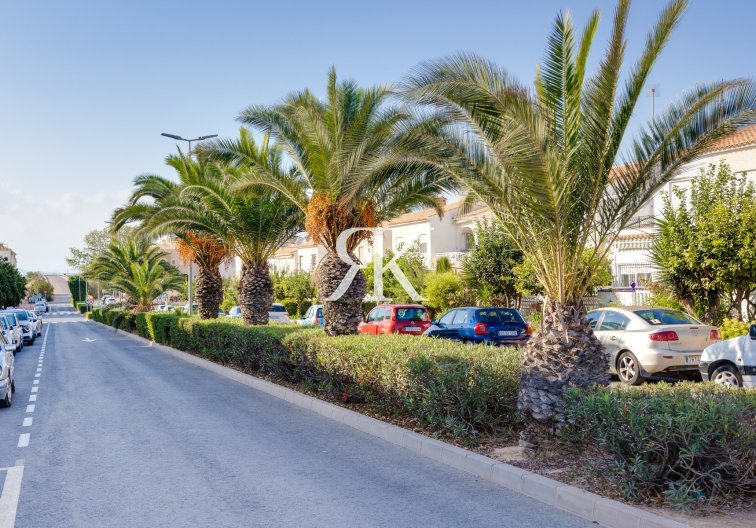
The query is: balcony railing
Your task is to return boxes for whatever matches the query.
[434,251,469,268]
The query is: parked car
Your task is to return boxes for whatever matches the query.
[0,332,15,407]
[34,301,48,314]
[26,310,42,337]
[8,309,36,345]
[424,307,531,346]
[102,295,117,306]
[0,315,20,354]
[699,323,756,388]
[227,306,242,318]
[587,307,721,385]
[181,303,199,314]
[298,304,324,327]
[358,304,430,335]
[155,304,175,312]
[269,303,290,323]
[0,312,24,352]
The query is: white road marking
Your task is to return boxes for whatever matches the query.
[28,395,36,402]
[22,417,32,427]
[35,369,41,373]
[32,380,38,385]
[0,462,24,528]
[17,434,29,448]
[30,387,38,393]
[25,405,34,413]
[34,374,40,378]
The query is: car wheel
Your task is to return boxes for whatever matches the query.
[711,364,742,387]
[617,351,643,385]
[1,384,11,408]
[11,379,15,393]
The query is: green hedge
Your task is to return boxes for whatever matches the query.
[565,383,756,511]
[76,302,88,314]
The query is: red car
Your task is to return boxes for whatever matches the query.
[358,304,431,335]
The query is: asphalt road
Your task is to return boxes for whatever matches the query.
[0,300,593,528]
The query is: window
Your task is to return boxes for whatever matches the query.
[451,310,469,325]
[598,311,630,331]
[476,309,523,324]
[367,308,380,322]
[464,231,475,250]
[396,307,428,321]
[586,311,602,330]
[310,254,317,269]
[439,311,456,325]
[633,309,700,326]
[298,256,304,270]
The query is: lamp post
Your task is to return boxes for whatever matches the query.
[160,132,218,316]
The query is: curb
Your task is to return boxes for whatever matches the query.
[91,320,690,528]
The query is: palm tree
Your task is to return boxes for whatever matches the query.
[147,132,303,325]
[112,155,228,319]
[88,237,183,312]
[230,68,454,335]
[400,0,756,449]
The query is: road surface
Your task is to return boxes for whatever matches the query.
[0,300,592,527]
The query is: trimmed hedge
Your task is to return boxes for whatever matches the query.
[566,383,756,511]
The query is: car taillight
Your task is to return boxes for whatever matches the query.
[474,322,488,335]
[710,329,721,340]
[649,330,679,342]
[526,323,534,335]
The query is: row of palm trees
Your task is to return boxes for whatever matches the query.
[112,0,756,447]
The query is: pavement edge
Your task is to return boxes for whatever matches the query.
[91,320,690,528]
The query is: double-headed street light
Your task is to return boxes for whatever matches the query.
[161,132,218,316]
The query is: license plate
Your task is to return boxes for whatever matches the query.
[498,330,518,337]
[685,355,701,364]
[404,326,421,332]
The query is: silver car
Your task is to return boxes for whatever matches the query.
[587,307,721,385]
[0,332,15,407]
[26,310,42,337]
[0,313,24,352]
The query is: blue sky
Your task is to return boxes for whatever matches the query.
[1,0,754,271]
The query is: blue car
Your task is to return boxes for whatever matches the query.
[424,307,531,346]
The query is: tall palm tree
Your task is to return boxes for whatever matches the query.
[230,68,454,335]
[88,237,183,312]
[147,132,303,325]
[400,0,756,448]
[112,154,228,319]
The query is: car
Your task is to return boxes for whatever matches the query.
[699,323,756,388]
[34,301,48,314]
[0,312,24,352]
[269,303,290,323]
[298,304,324,327]
[0,315,19,354]
[181,303,199,314]
[7,309,36,345]
[102,295,117,306]
[358,304,431,335]
[587,306,721,385]
[424,307,531,346]
[0,332,15,407]
[155,304,175,312]
[26,310,42,337]
[227,306,242,318]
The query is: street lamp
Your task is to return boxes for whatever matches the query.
[161,132,218,316]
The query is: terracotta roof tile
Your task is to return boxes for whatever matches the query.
[707,124,756,152]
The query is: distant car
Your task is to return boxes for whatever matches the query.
[0,315,20,354]
[0,332,15,407]
[181,303,199,314]
[0,312,24,352]
[424,307,531,346]
[587,307,721,385]
[8,309,36,345]
[227,306,242,318]
[298,304,324,327]
[155,304,175,312]
[26,311,42,337]
[34,301,48,314]
[699,323,756,388]
[358,304,430,335]
[269,303,290,323]
[102,296,117,306]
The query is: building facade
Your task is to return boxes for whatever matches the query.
[0,243,17,267]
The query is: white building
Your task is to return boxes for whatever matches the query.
[158,237,237,279]
[0,243,17,267]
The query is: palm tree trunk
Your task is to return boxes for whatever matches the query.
[238,262,273,325]
[196,265,223,319]
[314,252,365,336]
[518,299,609,452]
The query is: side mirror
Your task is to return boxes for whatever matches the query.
[750,324,756,340]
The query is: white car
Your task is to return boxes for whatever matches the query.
[0,332,15,407]
[34,301,48,314]
[26,311,42,337]
[0,313,24,353]
[0,315,20,353]
[269,303,290,323]
[699,324,756,388]
[587,307,721,385]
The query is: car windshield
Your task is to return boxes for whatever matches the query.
[476,309,524,324]
[316,308,323,318]
[0,318,7,330]
[15,311,29,321]
[270,305,287,313]
[396,308,427,321]
[5,314,17,325]
[633,309,700,325]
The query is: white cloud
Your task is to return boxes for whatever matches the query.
[0,188,130,272]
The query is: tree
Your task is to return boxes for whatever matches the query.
[0,258,25,308]
[66,228,112,270]
[26,272,54,301]
[230,68,453,335]
[422,272,463,315]
[67,276,88,305]
[401,0,756,449]
[363,242,428,304]
[651,162,756,323]
[88,237,183,312]
[112,154,228,319]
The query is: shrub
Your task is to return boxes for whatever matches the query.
[719,317,755,339]
[565,383,756,511]
[278,297,312,318]
[76,302,88,314]
[435,256,452,273]
[423,272,463,316]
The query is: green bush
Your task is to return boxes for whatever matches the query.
[423,272,463,316]
[719,317,755,340]
[565,383,756,511]
[76,302,87,314]
[278,297,312,318]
